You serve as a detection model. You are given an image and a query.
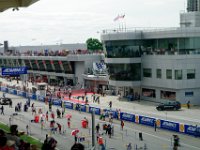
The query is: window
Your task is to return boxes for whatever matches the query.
[166,69,172,79]
[175,70,182,80]
[143,68,152,78]
[187,69,195,79]
[142,88,156,98]
[161,90,176,100]
[156,69,162,78]
[185,92,193,97]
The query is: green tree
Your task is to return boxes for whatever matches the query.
[86,38,103,51]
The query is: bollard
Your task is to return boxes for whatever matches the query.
[139,132,143,141]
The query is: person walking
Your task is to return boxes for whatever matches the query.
[154,120,157,131]
[0,105,4,115]
[67,118,71,128]
[187,100,190,109]
[121,120,124,130]
[46,111,49,121]
[9,100,12,108]
[96,123,100,133]
[109,101,112,109]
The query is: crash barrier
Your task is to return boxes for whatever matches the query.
[0,86,200,137]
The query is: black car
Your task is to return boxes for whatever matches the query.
[156,101,181,111]
[0,97,12,105]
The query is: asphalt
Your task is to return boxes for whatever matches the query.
[0,93,200,150]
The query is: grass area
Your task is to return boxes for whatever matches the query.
[0,122,42,149]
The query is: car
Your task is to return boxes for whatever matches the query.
[0,97,12,105]
[156,101,181,111]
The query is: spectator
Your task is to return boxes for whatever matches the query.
[71,143,84,150]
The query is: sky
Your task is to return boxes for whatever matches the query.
[0,0,185,46]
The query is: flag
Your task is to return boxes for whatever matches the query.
[113,14,125,21]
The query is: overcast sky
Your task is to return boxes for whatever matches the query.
[0,0,185,46]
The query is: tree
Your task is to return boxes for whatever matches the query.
[86,38,103,51]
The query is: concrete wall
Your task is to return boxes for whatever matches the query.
[74,61,85,85]
[141,54,200,104]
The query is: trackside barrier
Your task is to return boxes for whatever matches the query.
[120,112,135,122]
[64,101,73,109]
[17,90,26,97]
[158,120,179,132]
[27,93,37,100]
[89,107,101,115]
[8,88,17,95]
[139,116,156,127]
[37,95,45,102]
[52,99,61,106]
[103,109,118,119]
[0,86,199,137]
[1,87,8,92]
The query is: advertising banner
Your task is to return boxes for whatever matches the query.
[2,67,27,76]
[139,116,156,127]
[160,120,179,132]
[64,102,73,109]
[89,107,101,115]
[120,112,135,122]
[80,105,86,112]
[17,91,26,97]
[185,125,200,137]
[53,100,61,106]
[103,109,118,118]
[8,88,17,95]
[37,95,45,102]
[1,87,8,92]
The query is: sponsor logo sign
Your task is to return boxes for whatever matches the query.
[89,107,101,115]
[120,112,135,122]
[80,105,86,112]
[17,91,26,97]
[185,125,200,136]
[160,120,179,132]
[53,100,61,106]
[64,102,73,109]
[139,116,155,126]
[2,67,27,76]
[103,109,118,118]
[8,88,17,95]
[37,95,45,102]
[1,87,8,92]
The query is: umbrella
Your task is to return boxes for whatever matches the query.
[71,129,79,136]
[66,114,72,119]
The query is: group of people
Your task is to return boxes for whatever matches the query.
[0,125,38,150]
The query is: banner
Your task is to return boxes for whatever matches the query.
[139,116,155,127]
[2,67,27,76]
[185,125,200,137]
[64,102,73,109]
[103,109,118,118]
[17,91,26,97]
[53,100,61,106]
[1,87,8,92]
[160,120,179,132]
[37,95,45,102]
[120,112,135,122]
[8,88,17,95]
[80,105,86,112]
[89,107,101,115]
